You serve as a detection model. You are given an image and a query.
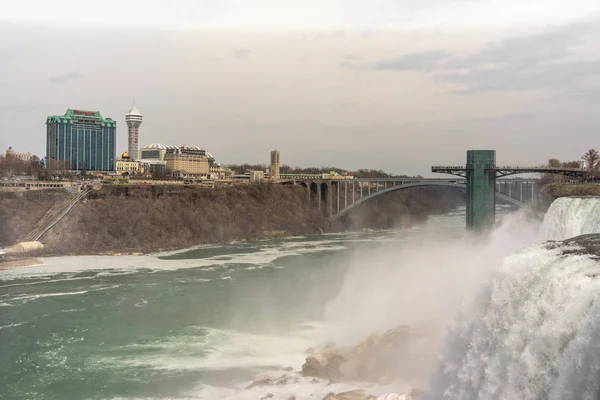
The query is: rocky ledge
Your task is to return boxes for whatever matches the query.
[546,233,600,260]
[246,325,433,400]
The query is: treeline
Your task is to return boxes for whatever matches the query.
[226,164,421,179]
[0,155,79,180]
[0,155,44,179]
[542,148,599,184]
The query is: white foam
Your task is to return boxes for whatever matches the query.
[0,240,349,280]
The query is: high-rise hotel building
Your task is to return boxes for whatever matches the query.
[46,109,117,171]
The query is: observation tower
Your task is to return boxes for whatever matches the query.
[125,104,143,160]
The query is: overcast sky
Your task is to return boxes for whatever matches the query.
[1,0,600,175]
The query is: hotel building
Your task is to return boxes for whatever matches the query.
[46,109,116,172]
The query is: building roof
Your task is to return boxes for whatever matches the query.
[126,105,142,117]
[142,143,213,158]
[46,109,116,127]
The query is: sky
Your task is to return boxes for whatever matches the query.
[1,0,600,176]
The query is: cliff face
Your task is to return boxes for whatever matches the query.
[39,184,328,255]
[1,183,465,255]
[0,190,72,247]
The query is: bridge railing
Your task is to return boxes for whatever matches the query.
[431,166,469,170]
[433,165,584,172]
[492,165,584,172]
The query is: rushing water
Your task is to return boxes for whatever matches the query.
[2,200,599,400]
[428,197,600,400]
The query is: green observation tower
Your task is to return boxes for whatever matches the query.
[466,150,496,232]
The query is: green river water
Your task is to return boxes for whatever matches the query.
[1,206,530,400]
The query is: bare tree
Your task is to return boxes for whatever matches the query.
[582,149,599,180]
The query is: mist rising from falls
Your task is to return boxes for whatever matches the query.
[427,197,600,399]
[539,196,600,241]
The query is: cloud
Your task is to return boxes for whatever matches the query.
[447,20,598,70]
[363,19,600,95]
[459,112,536,124]
[234,48,251,58]
[373,51,454,72]
[49,72,82,83]
[440,59,600,93]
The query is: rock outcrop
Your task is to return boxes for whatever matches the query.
[302,325,415,382]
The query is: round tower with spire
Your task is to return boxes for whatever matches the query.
[125,104,143,161]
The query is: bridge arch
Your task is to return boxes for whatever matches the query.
[335,181,524,218]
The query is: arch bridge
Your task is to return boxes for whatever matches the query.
[296,178,539,219]
[294,149,585,231]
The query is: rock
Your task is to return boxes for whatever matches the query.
[275,374,300,385]
[310,378,321,384]
[376,395,408,400]
[246,374,275,389]
[260,394,274,400]
[302,353,332,378]
[323,393,335,400]
[247,373,300,389]
[409,388,424,397]
[329,389,367,400]
[305,346,315,354]
[302,324,418,383]
[287,396,296,400]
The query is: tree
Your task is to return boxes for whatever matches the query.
[582,149,599,179]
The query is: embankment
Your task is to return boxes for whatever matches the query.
[545,183,600,197]
[0,184,464,256]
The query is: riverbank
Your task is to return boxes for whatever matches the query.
[545,183,600,197]
[0,184,464,257]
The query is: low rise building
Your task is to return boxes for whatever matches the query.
[115,152,140,175]
[139,159,166,178]
[165,146,209,178]
[250,170,265,183]
[5,147,32,161]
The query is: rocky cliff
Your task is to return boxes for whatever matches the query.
[0,183,464,255]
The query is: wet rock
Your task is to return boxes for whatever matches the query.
[302,353,333,378]
[247,373,301,389]
[275,374,300,385]
[260,394,274,400]
[375,394,408,400]
[310,378,321,384]
[409,388,424,397]
[246,374,276,389]
[323,393,335,400]
[328,389,367,400]
[302,325,415,382]
[284,366,294,371]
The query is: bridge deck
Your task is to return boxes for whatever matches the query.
[432,165,584,178]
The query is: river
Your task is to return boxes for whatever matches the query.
[1,201,598,399]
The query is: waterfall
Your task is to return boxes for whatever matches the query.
[539,196,600,241]
[426,197,600,399]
